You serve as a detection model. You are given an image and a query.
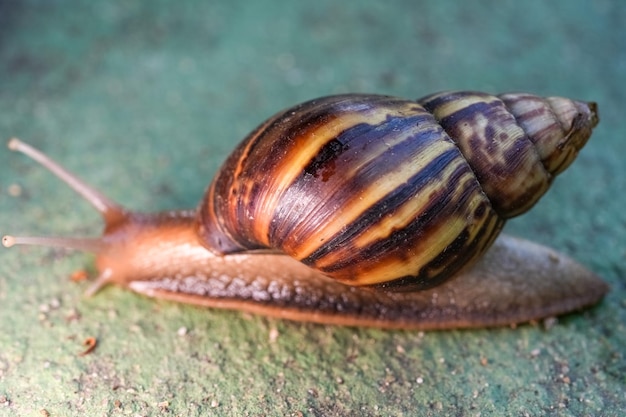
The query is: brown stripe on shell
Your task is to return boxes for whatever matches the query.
[300,148,464,267]
[302,150,501,288]
[269,111,447,260]
[375,211,504,291]
[254,96,431,253]
[419,91,551,218]
[226,98,360,243]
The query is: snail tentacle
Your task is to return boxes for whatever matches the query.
[7,138,126,224]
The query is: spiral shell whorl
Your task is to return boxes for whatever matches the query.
[499,94,598,176]
[419,91,597,217]
[197,92,596,289]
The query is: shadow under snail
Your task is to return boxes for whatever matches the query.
[2,91,608,329]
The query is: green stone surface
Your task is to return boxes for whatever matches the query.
[0,1,624,416]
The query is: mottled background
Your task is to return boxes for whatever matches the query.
[0,1,624,416]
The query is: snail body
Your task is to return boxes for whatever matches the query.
[2,91,607,329]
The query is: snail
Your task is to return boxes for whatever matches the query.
[2,91,608,329]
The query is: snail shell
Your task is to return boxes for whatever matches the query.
[198,92,598,290]
[2,91,607,329]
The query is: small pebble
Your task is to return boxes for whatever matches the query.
[8,183,22,197]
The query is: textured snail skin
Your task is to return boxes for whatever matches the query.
[2,91,607,329]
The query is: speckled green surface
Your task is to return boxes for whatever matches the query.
[0,1,624,416]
